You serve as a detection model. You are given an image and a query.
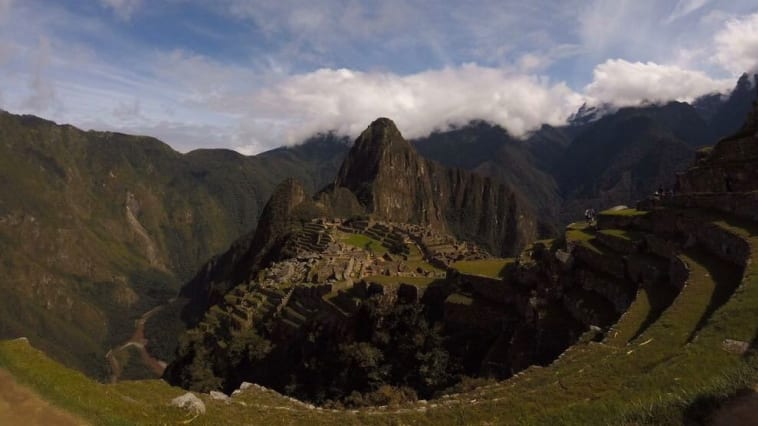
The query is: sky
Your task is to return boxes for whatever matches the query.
[1,1,758,154]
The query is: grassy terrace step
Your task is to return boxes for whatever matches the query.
[456,238,755,423]
[596,229,645,254]
[565,222,606,254]
[633,248,741,346]
[363,275,439,288]
[605,281,678,347]
[488,217,756,410]
[450,258,514,278]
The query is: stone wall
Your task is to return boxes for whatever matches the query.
[663,192,758,223]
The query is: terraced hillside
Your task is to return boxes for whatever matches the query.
[1,191,756,424]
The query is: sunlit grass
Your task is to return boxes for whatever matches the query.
[451,258,514,278]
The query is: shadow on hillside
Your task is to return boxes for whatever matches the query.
[629,282,678,343]
[686,247,744,343]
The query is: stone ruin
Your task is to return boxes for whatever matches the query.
[207,217,492,332]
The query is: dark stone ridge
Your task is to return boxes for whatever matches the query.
[334,117,537,256]
[176,118,538,328]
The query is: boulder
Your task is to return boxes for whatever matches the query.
[722,339,751,355]
[170,392,206,415]
[209,390,231,404]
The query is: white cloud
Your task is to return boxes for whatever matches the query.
[713,13,758,74]
[584,59,733,107]
[2,0,757,155]
[99,0,142,20]
[235,65,584,150]
[665,0,711,24]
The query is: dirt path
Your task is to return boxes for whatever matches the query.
[0,369,87,425]
[709,385,758,426]
[106,304,168,382]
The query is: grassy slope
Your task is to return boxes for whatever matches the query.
[0,112,347,379]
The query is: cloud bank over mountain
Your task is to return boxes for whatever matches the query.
[0,1,757,153]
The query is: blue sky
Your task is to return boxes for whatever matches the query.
[1,0,757,153]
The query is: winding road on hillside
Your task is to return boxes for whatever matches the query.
[105,303,169,383]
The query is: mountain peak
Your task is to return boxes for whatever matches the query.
[369,116,398,129]
[334,118,414,209]
[354,117,409,152]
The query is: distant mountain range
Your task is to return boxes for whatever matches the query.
[416,73,757,226]
[0,72,754,380]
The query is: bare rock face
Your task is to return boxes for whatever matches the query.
[334,118,537,256]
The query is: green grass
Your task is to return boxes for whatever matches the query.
[598,208,649,217]
[340,233,388,256]
[597,229,644,242]
[363,275,438,288]
[605,280,678,347]
[565,224,607,255]
[451,258,514,278]
[446,293,474,306]
[405,259,445,274]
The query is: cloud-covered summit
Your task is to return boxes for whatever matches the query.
[0,1,757,153]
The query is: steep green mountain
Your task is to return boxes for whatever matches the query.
[707,73,757,140]
[552,102,706,217]
[412,123,564,229]
[161,121,562,403]
[166,118,538,338]
[334,118,537,253]
[410,75,757,227]
[0,111,348,379]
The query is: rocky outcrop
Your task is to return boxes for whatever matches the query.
[170,392,206,415]
[677,87,758,193]
[334,118,537,256]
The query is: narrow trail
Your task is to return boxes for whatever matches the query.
[106,304,168,383]
[0,368,87,425]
